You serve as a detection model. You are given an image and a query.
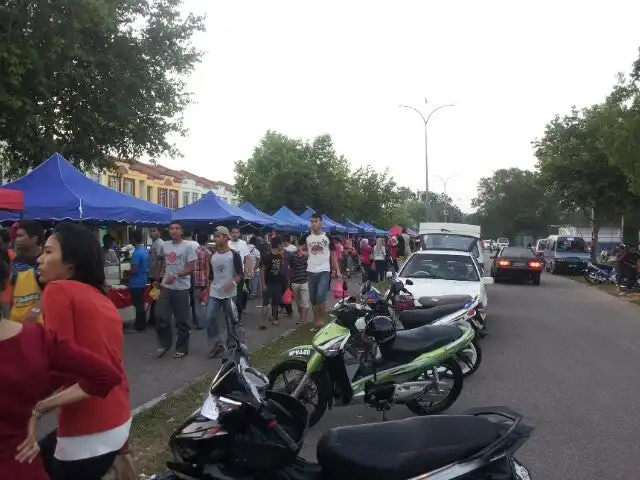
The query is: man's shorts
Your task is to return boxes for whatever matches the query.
[262,283,282,307]
[291,282,310,309]
[307,271,331,306]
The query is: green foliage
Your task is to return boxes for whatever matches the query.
[234,131,464,229]
[0,0,205,177]
[471,168,560,240]
[533,105,630,226]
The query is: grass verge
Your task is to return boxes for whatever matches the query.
[562,274,640,302]
[130,323,316,477]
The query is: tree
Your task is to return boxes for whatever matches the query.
[534,105,631,256]
[0,0,204,177]
[347,166,402,228]
[234,131,352,217]
[471,168,560,240]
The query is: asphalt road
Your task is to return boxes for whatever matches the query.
[301,272,640,479]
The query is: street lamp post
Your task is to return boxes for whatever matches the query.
[432,174,461,222]
[399,99,454,222]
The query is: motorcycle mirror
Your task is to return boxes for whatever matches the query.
[405,279,414,286]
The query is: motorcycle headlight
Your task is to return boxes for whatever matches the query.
[200,394,242,421]
[314,334,349,357]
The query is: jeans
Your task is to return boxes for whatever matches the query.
[129,287,146,331]
[235,282,247,320]
[250,274,260,296]
[155,288,191,354]
[192,286,207,328]
[205,296,238,347]
[308,271,331,305]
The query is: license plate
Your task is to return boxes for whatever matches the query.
[512,262,525,267]
[511,458,531,480]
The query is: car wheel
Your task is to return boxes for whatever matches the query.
[532,273,541,285]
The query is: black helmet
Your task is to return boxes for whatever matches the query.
[364,316,396,344]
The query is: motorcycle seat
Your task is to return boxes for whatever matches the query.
[398,304,466,330]
[316,414,500,480]
[417,294,472,308]
[380,325,463,363]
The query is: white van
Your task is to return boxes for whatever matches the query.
[419,223,486,269]
[496,238,509,249]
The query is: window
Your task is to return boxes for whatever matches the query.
[399,253,480,282]
[556,237,587,253]
[168,189,178,209]
[123,178,135,196]
[183,192,190,206]
[108,175,120,191]
[146,186,153,201]
[192,192,199,203]
[157,188,168,207]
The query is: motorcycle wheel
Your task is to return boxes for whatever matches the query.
[456,339,482,377]
[584,271,601,285]
[267,359,331,428]
[406,358,463,416]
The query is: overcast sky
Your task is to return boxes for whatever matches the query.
[165,0,640,212]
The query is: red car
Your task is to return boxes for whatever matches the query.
[490,246,543,285]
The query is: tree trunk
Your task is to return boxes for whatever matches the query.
[591,219,600,262]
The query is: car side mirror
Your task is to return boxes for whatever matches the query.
[481,276,494,285]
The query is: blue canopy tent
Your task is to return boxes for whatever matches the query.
[344,219,364,234]
[0,153,171,224]
[298,207,349,233]
[363,223,387,236]
[358,222,376,235]
[238,201,301,232]
[272,206,308,231]
[172,192,269,226]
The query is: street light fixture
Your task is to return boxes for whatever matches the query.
[399,99,454,221]
[432,175,462,222]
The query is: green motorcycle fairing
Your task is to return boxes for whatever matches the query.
[350,326,475,394]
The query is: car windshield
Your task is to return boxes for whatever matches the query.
[421,234,476,251]
[400,254,480,281]
[556,237,587,253]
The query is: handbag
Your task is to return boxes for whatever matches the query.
[102,444,137,480]
[281,287,293,305]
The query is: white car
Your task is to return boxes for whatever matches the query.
[395,250,493,322]
[496,238,509,249]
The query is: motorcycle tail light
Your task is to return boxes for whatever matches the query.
[466,308,476,317]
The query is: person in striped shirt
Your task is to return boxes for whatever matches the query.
[289,237,310,325]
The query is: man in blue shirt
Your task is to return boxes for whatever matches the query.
[129,229,149,331]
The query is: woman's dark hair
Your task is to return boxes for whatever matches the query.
[54,223,107,294]
[271,235,282,249]
[0,254,9,294]
[0,229,10,245]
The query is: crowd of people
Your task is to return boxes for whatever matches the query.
[0,214,418,479]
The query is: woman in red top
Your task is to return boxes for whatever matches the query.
[37,223,131,479]
[0,257,122,480]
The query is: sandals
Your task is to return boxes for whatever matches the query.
[173,352,188,359]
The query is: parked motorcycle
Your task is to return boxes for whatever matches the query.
[154,322,534,480]
[583,261,616,285]
[359,279,483,377]
[268,291,473,427]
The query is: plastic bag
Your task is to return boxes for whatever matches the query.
[281,288,293,305]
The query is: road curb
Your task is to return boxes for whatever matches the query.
[131,327,298,418]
